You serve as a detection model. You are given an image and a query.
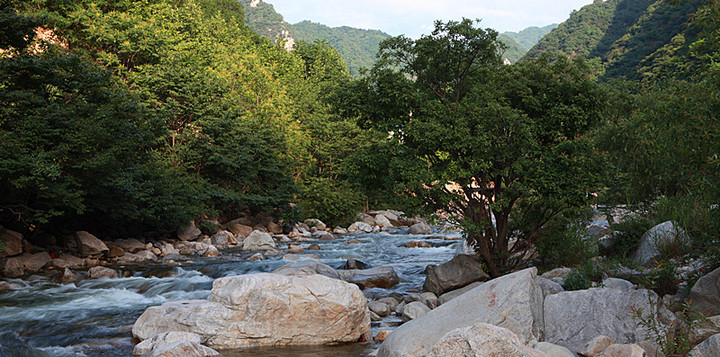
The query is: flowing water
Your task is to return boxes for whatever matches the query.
[0,227,461,356]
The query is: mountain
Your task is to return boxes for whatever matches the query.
[289,21,391,74]
[498,35,526,64]
[502,24,558,51]
[236,0,391,74]
[524,0,700,81]
[237,0,294,49]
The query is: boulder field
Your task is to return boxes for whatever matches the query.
[376,266,696,357]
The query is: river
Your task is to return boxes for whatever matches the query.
[0,227,461,356]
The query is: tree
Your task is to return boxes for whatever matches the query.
[354,19,605,276]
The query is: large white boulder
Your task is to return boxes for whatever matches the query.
[348,222,373,234]
[426,322,545,357]
[133,273,369,349]
[374,214,393,228]
[408,221,432,235]
[633,221,688,266]
[242,230,276,250]
[377,268,544,357]
[544,287,662,353]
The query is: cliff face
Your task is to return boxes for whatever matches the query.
[238,0,295,50]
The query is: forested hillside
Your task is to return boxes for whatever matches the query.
[0,0,391,236]
[525,0,700,81]
[235,0,288,39]
[498,34,526,63]
[233,0,391,74]
[290,21,391,74]
[502,24,557,51]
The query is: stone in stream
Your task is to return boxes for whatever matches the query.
[400,301,431,322]
[88,266,117,279]
[149,340,220,357]
[368,301,391,317]
[225,223,253,239]
[18,252,52,272]
[177,221,201,242]
[68,231,109,257]
[377,268,544,357]
[58,267,80,283]
[347,222,373,234]
[344,258,369,270]
[374,214,393,228]
[113,238,146,253]
[286,244,303,253]
[273,260,341,280]
[210,230,235,247]
[408,221,432,235]
[405,240,431,248]
[337,266,400,289]
[133,331,203,355]
[132,273,370,349]
[304,219,326,231]
[241,230,276,251]
[423,254,489,296]
[274,260,400,289]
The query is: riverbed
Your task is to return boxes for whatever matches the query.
[0,227,461,356]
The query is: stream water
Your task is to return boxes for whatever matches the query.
[0,227,461,356]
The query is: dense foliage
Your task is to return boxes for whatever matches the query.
[338,19,606,276]
[0,0,381,235]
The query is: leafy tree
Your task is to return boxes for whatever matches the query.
[352,19,605,276]
[0,47,207,234]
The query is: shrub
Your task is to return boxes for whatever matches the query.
[536,212,598,269]
[631,298,703,357]
[562,259,606,291]
[602,216,654,258]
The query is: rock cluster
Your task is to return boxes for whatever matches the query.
[374,265,706,357]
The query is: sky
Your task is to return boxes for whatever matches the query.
[266,0,596,38]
